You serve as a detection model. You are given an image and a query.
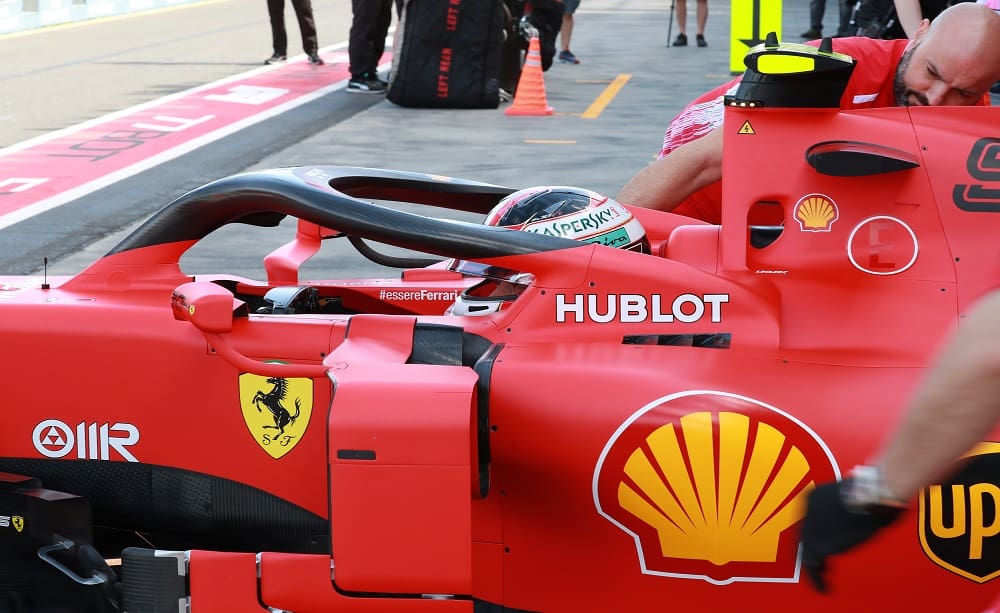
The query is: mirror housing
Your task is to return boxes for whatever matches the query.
[171,282,245,333]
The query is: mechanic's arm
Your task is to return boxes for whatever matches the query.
[617,127,723,211]
[800,289,1000,593]
[893,0,925,38]
[878,289,1000,500]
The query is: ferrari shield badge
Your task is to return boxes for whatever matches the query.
[0,515,24,532]
[239,373,313,459]
[919,442,1000,583]
[593,390,839,585]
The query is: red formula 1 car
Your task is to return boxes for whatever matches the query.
[2,41,1000,613]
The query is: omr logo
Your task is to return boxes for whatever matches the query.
[953,138,1000,212]
[593,391,839,585]
[919,442,1000,582]
[32,419,140,462]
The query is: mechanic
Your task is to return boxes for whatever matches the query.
[616,2,1000,224]
[799,287,1000,595]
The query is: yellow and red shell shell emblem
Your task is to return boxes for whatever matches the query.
[593,391,838,584]
[793,194,839,232]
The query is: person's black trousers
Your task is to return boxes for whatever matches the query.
[349,0,393,78]
[268,0,319,55]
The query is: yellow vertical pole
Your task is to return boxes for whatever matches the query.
[730,0,783,74]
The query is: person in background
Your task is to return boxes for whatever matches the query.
[980,0,1000,94]
[619,3,1000,223]
[801,0,852,38]
[891,0,952,38]
[557,0,581,63]
[347,0,394,93]
[265,0,324,65]
[671,0,709,47]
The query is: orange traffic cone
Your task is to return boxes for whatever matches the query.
[506,35,554,116]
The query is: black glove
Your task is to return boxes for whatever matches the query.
[800,478,902,593]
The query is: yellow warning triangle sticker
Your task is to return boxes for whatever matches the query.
[738,120,755,135]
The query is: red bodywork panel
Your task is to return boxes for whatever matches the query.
[2,104,1000,612]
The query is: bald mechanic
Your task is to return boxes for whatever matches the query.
[617,2,1000,224]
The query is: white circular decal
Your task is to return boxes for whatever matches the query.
[847,216,918,276]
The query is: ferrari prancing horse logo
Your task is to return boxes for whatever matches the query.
[0,515,24,532]
[239,373,313,459]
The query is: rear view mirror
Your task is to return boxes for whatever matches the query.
[171,282,245,333]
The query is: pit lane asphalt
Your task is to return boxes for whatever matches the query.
[2,0,819,278]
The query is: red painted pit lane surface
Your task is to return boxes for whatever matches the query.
[0,47,388,231]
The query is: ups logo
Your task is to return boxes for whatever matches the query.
[919,442,1000,582]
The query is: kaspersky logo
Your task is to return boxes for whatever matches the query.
[919,442,1000,582]
[593,391,839,585]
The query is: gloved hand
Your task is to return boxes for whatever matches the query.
[800,478,903,593]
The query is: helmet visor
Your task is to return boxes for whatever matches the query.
[445,278,530,316]
[447,259,524,282]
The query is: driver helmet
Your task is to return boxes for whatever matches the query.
[446,186,649,316]
[484,186,649,252]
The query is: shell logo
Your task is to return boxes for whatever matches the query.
[593,391,839,585]
[793,194,839,232]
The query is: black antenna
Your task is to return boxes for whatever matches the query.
[41,257,50,290]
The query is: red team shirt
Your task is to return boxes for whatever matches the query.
[661,38,989,224]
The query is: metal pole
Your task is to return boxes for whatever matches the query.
[667,0,676,45]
